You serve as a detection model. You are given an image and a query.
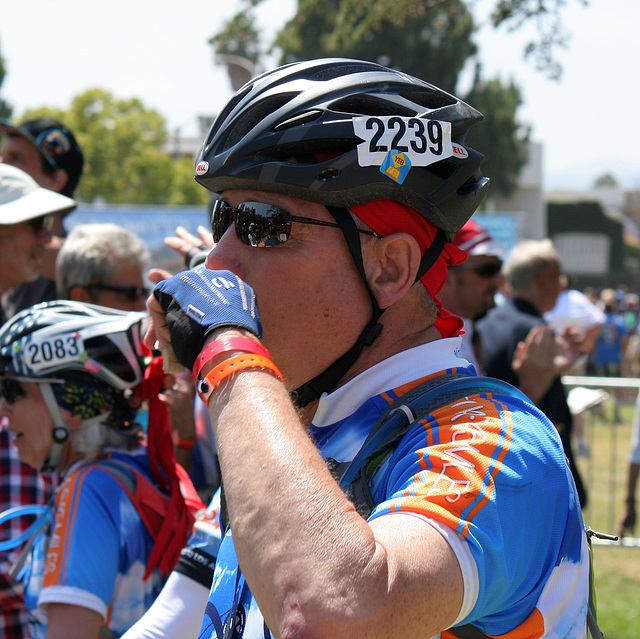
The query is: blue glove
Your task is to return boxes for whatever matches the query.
[152,269,262,369]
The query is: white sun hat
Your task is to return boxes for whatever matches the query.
[0,163,76,225]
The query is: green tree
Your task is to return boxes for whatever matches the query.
[463,67,530,197]
[593,173,619,189]
[22,88,207,205]
[0,38,13,119]
[274,0,476,92]
[490,0,589,81]
[211,0,530,197]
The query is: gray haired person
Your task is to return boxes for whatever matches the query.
[56,223,150,312]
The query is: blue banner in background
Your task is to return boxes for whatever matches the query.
[68,205,210,252]
[474,214,519,255]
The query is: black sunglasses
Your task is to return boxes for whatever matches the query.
[211,200,382,247]
[0,378,25,404]
[90,284,149,302]
[0,375,65,404]
[452,260,503,278]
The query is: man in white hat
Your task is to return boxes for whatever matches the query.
[0,162,74,639]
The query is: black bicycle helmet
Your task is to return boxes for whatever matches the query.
[195,57,489,236]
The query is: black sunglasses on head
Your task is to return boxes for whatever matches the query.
[90,284,149,302]
[211,200,382,247]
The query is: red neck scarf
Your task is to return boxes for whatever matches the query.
[351,200,466,338]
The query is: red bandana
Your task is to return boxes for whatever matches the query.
[351,200,466,338]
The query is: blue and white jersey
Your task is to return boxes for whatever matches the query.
[197,339,589,639]
[23,449,165,639]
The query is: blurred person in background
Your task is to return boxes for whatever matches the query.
[477,239,588,507]
[618,398,640,539]
[0,117,84,320]
[439,219,504,373]
[0,163,75,639]
[56,223,150,313]
[592,288,630,379]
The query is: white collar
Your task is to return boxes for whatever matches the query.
[312,337,469,427]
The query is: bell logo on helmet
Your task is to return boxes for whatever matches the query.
[452,143,469,159]
[195,161,209,176]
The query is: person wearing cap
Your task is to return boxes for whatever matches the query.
[123,59,588,639]
[438,220,505,373]
[0,163,75,639]
[0,117,84,322]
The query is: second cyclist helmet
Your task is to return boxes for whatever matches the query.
[0,300,147,390]
[195,58,489,236]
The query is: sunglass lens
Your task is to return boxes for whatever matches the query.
[474,262,502,277]
[0,379,25,404]
[211,200,232,243]
[235,203,292,247]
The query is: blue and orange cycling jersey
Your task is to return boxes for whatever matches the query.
[22,449,165,639]
[197,339,589,639]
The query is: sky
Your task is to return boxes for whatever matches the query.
[1,0,638,192]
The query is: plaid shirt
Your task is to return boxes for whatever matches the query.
[1,424,53,639]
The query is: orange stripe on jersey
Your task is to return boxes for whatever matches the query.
[441,606,544,639]
[390,393,515,536]
[43,467,91,586]
[463,396,514,529]
[382,370,462,406]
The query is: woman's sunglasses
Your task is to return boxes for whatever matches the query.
[0,375,64,405]
[211,200,381,247]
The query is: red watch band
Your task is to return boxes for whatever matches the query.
[192,337,271,385]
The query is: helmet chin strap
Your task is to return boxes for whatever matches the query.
[290,208,447,409]
[39,382,70,474]
[291,207,383,409]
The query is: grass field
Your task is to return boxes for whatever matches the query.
[574,398,640,639]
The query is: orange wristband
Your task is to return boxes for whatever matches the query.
[192,337,271,386]
[197,353,283,404]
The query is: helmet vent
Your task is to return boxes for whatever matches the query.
[309,62,382,82]
[273,109,323,131]
[330,95,414,117]
[222,93,299,149]
[400,89,456,111]
[205,84,253,149]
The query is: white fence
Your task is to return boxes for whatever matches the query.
[562,376,640,547]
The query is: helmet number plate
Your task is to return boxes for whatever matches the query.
[353,116,454,170]
[23,333,85,374]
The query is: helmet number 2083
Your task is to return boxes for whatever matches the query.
[26,335,83,370]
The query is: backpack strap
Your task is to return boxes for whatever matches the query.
[87,459,170,542]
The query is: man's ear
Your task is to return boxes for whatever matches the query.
[47,169,69,194]
[365,233,421,309]
[68,285,94,304]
